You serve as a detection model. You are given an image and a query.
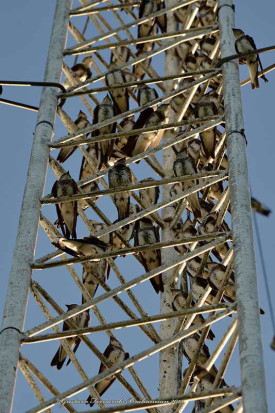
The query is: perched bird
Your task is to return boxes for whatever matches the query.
[208,263,235,303]
[82,222,111,303]
[108,159,133,220]
[63,56,93,89]
[113,116,135,157]
[183,54,198,72]
[174,1,189,26]
[170,289,215,340]
[174,218,197,255]
[173,151,201,219]
[135,217,164,293]
[52,172,78,239]
[51,304,90,370]
[199,5,216,26]
[194,101,218,159]
[123,104,170,156]
[110,45,130,65]
[182,333,217,376]
[78,143,100,209]
[137,85,159,108]
[199,36,217,55]
[175,41,192,63]
[191,276,218,305]
[139,177,160,208]
[180,77,202,103]
[137,0,158,53]
[198,213,230,261]
[57,111,90,163]
[93,94,117,169]
[233,28,268,89]
[52,236,108,261]
[86,337,129,406]
[105,63,129,114]
[110,204,139,254]
[193,369,234,413]
[251,197,271,216]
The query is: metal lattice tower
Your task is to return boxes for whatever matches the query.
[0,0,269,412]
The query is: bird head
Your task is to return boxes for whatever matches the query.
[60,171,71,180]
[82,56,93,67]
[102,94,112,105]
[65,304,78,310]
[232,28,245,38]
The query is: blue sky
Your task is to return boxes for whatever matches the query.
[0,1,275,412]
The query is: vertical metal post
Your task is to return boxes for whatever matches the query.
[218,1,267,411]
[159,1,181,411]
[0,1,71,412]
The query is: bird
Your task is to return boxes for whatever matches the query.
[78,144,100,209]
[182,332,217,376]
[137,85,159,108]
[92,94,117,169]
[122,104,170,157]
[139,177,160,208]
[191,276,218,305]
[170,289,215,340]
[175,41,192,62]
[105,63,129,114]
[173,151,201,219]
[114,115,135,155]
[251,197,271,216]
[110,204,139,253]
[82,259,110,303]
[81,222,111,303]
[57,111,90,163]
[183,54,198,72]
[208,263,236,303]
[110,45,130,65]
[135,217,164,294]
[51,304,90,370]
[194,101,218,159]
[137,0,158,54]
[233,28,268,89]
[86,337,129,407]
[199,4,216,26]
[51,172,78,239]
[173,218,197,255]
[63,56,93,89]
[199,36,217,55]
[108,159,133,220]
[192,369,234,412]
[52,236,109,261]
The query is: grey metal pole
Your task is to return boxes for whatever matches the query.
[159,1,181,411]
[0,1,71,412]
[218,1,267,411]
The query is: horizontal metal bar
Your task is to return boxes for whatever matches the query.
[66,0,198,53]
[42,170,226,203]
[51,116,221,148]
[32,231,230,270]
[0,80,66,93]
[0,98,39,112]
[26,235,230,337]
[26,309,235,413]
[64,26,218,55]
[70,2,139,15]
[70,0,109,13]
[22,304,231,343]
[80,389,239,413]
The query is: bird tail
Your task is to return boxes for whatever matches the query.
[50,346,66,370]
[86,395,95,407]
